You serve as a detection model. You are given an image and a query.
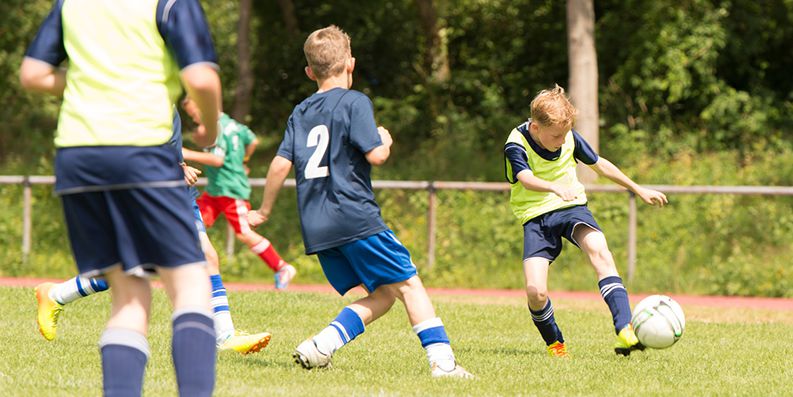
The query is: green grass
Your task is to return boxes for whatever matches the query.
[1,286,791,396]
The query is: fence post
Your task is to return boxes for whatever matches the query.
[427,182,437,270]
[627,191,637,281]
[226,223,235,258]
[22,176,32,263]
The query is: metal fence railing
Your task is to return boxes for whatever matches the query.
[2,175,792,281]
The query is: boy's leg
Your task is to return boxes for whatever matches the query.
[573,226,641,355]
[159,264,216,397]
[100,268,152,397]
[296,287,393,369]
[35,276,110,340]
[523,257,566,356]
[224,198,295,288]
[384,276,473,378]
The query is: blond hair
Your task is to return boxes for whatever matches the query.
[303,25,351,80]
[530,84,577,130]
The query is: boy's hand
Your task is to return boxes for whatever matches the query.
[636,187,668,207]
[377,126,393,147]
[551,184,578,201]
[247,209,268,227]
[181,164,201,186]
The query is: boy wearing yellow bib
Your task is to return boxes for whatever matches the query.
[504,85,668,357]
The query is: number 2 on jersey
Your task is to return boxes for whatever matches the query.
[305,125,329,179]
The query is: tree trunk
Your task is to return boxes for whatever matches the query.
[231,0,254,121]
[276,0,300,37]
[415,0,450,83]
[567,0,599,183]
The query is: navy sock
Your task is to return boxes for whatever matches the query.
[172,310,216,397]
[599,276,632,333]
[530,299,564,345]
[99,328,149,397]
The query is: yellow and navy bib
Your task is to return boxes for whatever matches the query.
[504,128,587,224]
[55,0,181,147]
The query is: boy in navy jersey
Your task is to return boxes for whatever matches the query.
[249,25,472,378]
[504,85,668,357]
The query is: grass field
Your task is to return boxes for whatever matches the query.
[1,285,791,396]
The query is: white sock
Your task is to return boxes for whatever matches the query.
[313,326,344,356]
[50,276,105,305]
[425,343,455,371]
[213,311,235,344]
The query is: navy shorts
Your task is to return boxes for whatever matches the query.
[523,205,601,262]
[316,230,418,295]
[60,186,205,278]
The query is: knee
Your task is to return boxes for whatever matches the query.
[236,232,258,246]
[525,285,548,305]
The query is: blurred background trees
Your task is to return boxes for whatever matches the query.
[1,0,790,178]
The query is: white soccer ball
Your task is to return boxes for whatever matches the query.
[631,295,685,349]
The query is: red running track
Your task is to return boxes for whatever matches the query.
[2,277,791,311]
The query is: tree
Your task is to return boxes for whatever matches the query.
[231,0,254,120]
[566,0,599,183]
[415,0,450,83]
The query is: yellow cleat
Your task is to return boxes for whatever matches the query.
[35,282,63,341]
[218,330,271,355]
[614,324,645,356]
[546,341,568,357]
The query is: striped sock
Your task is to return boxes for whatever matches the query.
[250,238,286,272]
[599,276,632,333]
[99,328,149,397]
[50,276,109,305]
[530,299,564,345]
[413,318,456,371]
[313,307,365,356]
[209,274,235,343]
[172,309,216,397]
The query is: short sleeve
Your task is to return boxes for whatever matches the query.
[24,0,67,66]
[505,143,532,181]
[241,126,256,146]
[572,131,599,165]
[276,115,295,161]
[348,96,382,153]
[156,0,218,69]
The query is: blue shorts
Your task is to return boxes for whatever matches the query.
[316,230,417,295]
[191,198,206,233]
[523,205,601,262]
[61,186,205,278]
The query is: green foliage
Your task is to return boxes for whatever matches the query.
[2,286,792,396]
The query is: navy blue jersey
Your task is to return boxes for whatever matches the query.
[504,121,599,181]
[277,88,388,254]
[167,110,200,199]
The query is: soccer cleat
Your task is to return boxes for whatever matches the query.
[546,341,568,357]
[274,264,297,290]
[430,362,475,379]
[35,282,63,341]
[614,324,645,356]
[293,339,332,369]
[218,330,271,355]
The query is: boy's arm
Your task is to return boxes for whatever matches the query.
[19,1,67,96]
[365,126,392,166]
[19,58,66,96]
[515,170,579,201]
[590,157,668,206]
[243,138,259,163]
[181,66,221,147]
[182,147,224,167]
[248,155,293,226]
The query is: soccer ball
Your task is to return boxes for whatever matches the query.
[631,295,685,349]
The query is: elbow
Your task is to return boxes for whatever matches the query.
[368,156,387,166]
